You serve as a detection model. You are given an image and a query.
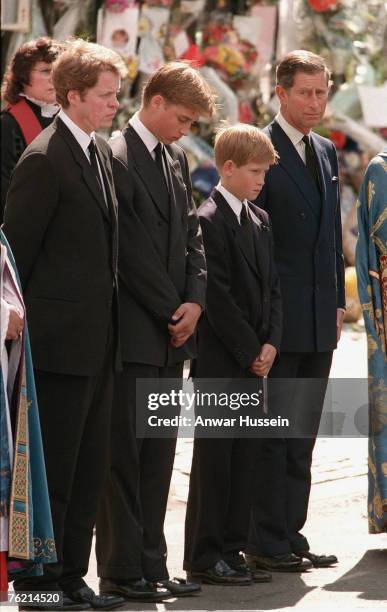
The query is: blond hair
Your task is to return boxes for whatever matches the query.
[276,50,330,89]
[142,61,216,117]
[214,123,278,170]
[52,39,127,108]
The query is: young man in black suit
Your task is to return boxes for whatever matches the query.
[3,40,127,610]
[183,124,282,585]
[245,50,345,573]
[96,62,216,601]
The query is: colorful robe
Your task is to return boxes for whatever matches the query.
[356,147,387,534]
[0,230,56,587]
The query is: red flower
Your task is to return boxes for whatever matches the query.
[308,0,338,12]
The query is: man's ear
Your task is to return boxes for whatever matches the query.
[67,89,81,107]
[223,160,235,177]
[150,94,165,112]
[275,85,287,107]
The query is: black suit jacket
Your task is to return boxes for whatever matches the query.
[193,189,282,378]
[255,120,345,353]
[3,116,118,376]
[110,124,206,366]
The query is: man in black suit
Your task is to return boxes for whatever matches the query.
[96,62,216,601]
[3,40,127,610]
[183,124,282,586]
[245,50,345,573]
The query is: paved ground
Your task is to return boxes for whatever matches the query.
[86,322,386,610]
[5,324,387,611]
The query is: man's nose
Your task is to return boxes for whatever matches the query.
[180,124,191,136]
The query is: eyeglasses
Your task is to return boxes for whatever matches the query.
[32,68,52,76]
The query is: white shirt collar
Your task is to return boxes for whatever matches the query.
[129,111,159,155]
[216,183,247,224]
[58,109,95,156]
[19,93,59,118]
[275,111,306,147]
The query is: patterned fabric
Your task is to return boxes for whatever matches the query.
[356,147,387,534]
[0,231,57,575]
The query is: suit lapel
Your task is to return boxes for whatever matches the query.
[248,205,268,283]
[124,125,170,221]
[212,189,261,281]
[310,134,330,241]
[270,121,321,219]
[95,143,116,225]
[163,148,187,257]
[56,117,110,222]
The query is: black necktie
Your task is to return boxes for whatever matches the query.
[302,135,320,191]
[88,140,103,192]
[154,142,168,189]
[240,203,255,260]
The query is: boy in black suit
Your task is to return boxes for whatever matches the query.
[96,62,216,601]
[184,124,282,585]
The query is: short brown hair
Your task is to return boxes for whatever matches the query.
[2,37,62,104]
[276,50,331,89]
[142,61,216,117]
[52,39,127,108]
[214,123,279,170]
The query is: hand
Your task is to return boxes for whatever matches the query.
[337,308,345,342]
[6,307,24,341]
[249,343,277,377]
[168,302,202,348]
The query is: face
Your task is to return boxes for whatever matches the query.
[147,97,200,144]
[67,70,120,134]
[223,160,270,202]
[276,71,329,134]
[24,61,56,104]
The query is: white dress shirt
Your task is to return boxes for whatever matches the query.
[129,112,159,159]
[58,109,107,203]
[216,183,248,225]
[129,112,169,184]
[275,111,307,164]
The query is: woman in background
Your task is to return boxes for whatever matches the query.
[1,37,62,220]
[356,146,387,534]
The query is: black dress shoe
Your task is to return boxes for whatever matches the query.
[227,560,272,584]
[100,578,172,602]
[19,596,91,611]
[153,578,201,596]
[65,586,124,610]
[188,559,252,585]
[245,552,312,573]
[295,551,338,567]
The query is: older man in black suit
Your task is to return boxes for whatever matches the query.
[96,62,216,602]
[245,50,345,573]
[3,40,127,610]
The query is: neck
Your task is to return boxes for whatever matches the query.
[138,108,158,138]
[62,107,93,135]
[219,181,243,202]
[279,109,310,136]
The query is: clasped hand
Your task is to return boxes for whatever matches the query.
[168,302,202,348]
[249,343,277,377]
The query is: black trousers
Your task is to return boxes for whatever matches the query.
[246,351,333,557]
[96,362,183,582]
[184,436,257,571]
[14,342,114,593]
